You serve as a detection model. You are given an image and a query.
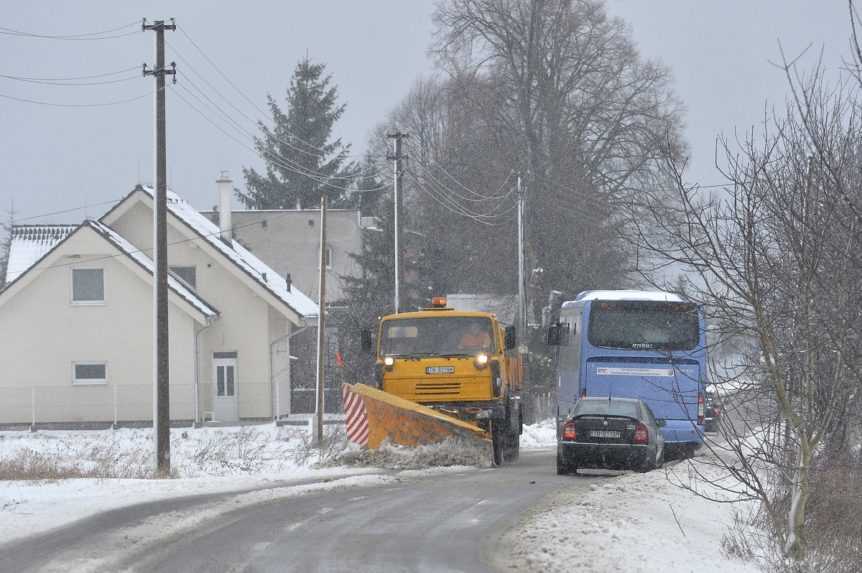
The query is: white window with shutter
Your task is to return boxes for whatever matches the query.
[71,268,104,304]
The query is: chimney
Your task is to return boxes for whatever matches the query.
[217,171,232,242]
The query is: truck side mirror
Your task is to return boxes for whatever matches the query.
[504,326,517,350]
[360,329,374,352]
[546,322,570,346]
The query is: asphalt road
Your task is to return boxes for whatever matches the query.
[1,449,613,573]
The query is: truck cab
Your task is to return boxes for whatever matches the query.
[371,297,523,463]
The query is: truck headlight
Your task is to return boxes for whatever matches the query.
[475,353,489,369]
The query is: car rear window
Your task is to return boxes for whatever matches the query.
[574,399,640,418]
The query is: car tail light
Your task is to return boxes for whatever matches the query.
[633,422,649,444]
[698,393,705,425]
[563,421,577,441]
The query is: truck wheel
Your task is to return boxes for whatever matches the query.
[492,426,504,466]
[504,429,520,462]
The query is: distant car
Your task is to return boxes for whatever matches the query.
[703,389,722,433]
[557,397,665,474]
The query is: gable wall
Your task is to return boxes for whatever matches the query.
[0,229,196,423]
[110,201,279,419]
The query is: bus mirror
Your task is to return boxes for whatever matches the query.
[360,329,374,352]
[504,326,517,350]
[546,323,570,346]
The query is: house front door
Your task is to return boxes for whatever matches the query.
[213,356,238,422]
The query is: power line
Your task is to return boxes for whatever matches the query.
[168,39,379,171]
[175,25,333,157]
[0,90,153,108]
[0,72,140,87]
[14,198,125,223]
[170,83,388,194]
[0,65,140,82]
[0,20,140,40]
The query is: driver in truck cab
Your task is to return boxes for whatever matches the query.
[458,320,492,351]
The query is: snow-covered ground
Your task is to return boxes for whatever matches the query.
[502,458,760,573]
[520,417,557,449]
[0,424,380,544]
[0,423,493,545]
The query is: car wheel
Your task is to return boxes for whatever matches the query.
[556,451,576,475]
[634,451,656,473]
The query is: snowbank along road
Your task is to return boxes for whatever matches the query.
[1,449,614,573]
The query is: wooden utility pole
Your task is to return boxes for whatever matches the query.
[143,18,176,476]
[387,132,408,313]
[314,191,328,447]
[516,171,527,347]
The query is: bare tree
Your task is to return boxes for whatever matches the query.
[635,57,862,568]
[431,0,684,306]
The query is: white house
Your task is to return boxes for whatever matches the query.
[0,180,318,426]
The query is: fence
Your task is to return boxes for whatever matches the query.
[0,381,310,427]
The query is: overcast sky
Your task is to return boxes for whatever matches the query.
[0,1,852,224]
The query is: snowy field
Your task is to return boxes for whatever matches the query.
[501,456,760,573]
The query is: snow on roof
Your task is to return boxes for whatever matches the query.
[139,187,318,319]
[5,224,77,283]
[87,220,218,319]
[562,290,684,308]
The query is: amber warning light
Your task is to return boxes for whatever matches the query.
[431,296,448,308]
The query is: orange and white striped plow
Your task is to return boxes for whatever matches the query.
[341,383,490,450]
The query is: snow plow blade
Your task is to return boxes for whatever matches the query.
[342,383,490,449]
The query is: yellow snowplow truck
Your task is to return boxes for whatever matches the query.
[359,297,523,465]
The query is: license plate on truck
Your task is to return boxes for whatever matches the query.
[590,430,621,439]
[426,366,455,375]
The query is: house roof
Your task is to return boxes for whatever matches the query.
[5,224,77,283]
[134,186,318,319]
[86,220,218,319]
[1,220,218,322]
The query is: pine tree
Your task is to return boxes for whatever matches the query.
[239,58,358,210]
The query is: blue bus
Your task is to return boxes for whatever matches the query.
[547,290,706,456]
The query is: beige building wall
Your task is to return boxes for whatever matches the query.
[0,228,197,424]
[204,209,362,303]
[110,200,292,420]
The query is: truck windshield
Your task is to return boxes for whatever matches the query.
[380,317,495,357]
[588,301,699,351]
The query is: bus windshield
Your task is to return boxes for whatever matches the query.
[588,301,699,351]
[380,317,495,357]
